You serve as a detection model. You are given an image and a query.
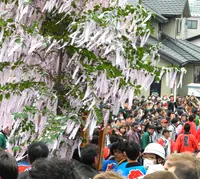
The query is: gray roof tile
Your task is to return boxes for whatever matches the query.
[142,0,188,16]
[147,36,200,65]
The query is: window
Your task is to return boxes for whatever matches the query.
[187,20,198,29]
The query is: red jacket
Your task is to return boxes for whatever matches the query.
[180,121,197,136]
[196,128,200,143]
[157,138,175,154]
[175,133,198,153]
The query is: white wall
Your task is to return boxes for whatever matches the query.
[190,38,200,46]
[186,16,200,38]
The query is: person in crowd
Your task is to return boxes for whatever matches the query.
[160,119,168,131]
[168,118,178,141]
[125,115,134,126]
[120,141,146,179]
[175,123,198,153]
[118,125,126,137]
[156,108,164,119]
[143,171,178,179]
[105,125,112,146]
[0,126,11,150]
[112,141,127,173]
[102,134,121,171]
[94,171,125,179]
[180,114,197,136]
[141,125,156,150]
[168,95,177,112]
[0,149,18,179]
[29,158,79,179]
[154,125,162,142]
[126,122,141,150]
[73,144,99,179]
[143,143,165,174]
[157,129,175,157]
[18,141,49,178]
[164,153,200,179]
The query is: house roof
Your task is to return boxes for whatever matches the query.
[147,35,200,66]
[142,0,190,17]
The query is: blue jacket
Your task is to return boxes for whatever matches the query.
[118,162,146,179]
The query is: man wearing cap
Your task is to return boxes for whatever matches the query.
[161,119,168,131]
[126,122,141,150]
[142,125,156,150]
[157,129,175,157]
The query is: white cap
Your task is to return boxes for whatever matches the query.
[144,143,165,160]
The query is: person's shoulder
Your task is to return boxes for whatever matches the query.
[17,171,29,179]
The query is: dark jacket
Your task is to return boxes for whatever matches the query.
[72,160,98,179]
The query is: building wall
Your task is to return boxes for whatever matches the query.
[178,64,194,96]
[186,17,200,39]
[162,18,176,38]
[151,20,159,39]
[140,58,172,98]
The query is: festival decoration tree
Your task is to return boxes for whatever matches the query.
[0,0,186,160]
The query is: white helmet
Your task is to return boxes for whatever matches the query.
[143,143,165,160]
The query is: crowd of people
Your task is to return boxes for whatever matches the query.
[1,94,200,179]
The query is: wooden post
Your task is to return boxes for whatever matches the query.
[81,112,89,147]
[97,126,107,171]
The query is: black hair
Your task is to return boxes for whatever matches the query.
[29,158,78,179]
[171,118,178,124]
[28,141,49,164]
[90,135,99,145]
[110,134,119,144]
[80,144,98,166]
[93,128,100,136]
[156,108,162,114]
[189,114,195,122]
[184,123,191,133]
[125,141,140,160]
[126,115,133,119]
[110,141,127,153]
[0,149,18,179]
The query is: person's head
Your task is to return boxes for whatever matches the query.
[161,119,168,128]
[184,123,190,133]
[164,153,200,179]
[126,115,133,124]
[131,122,139,132]
[111,141,127,163]
[106,125,111,135]
[3,126,11,136]
[169,95,174,102]
[28,141,49,164]
[143,171,178,179]
[156,108,163,115]
[171,118,178,126]
[189,114,195,122]
[181,114,187,122]
[80,144,99,167]
[93,171,125,179]
[148,125,156,135]
[156,125,162,134]
[29,158,77,179]
[125,141,140,161]
[109,134,120,144]
[0,149,18,179]
[91,135,99,145]
[170,112,176,119]
[162,129,171,139]
[119,125,126,135]
[143,143,165,169]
